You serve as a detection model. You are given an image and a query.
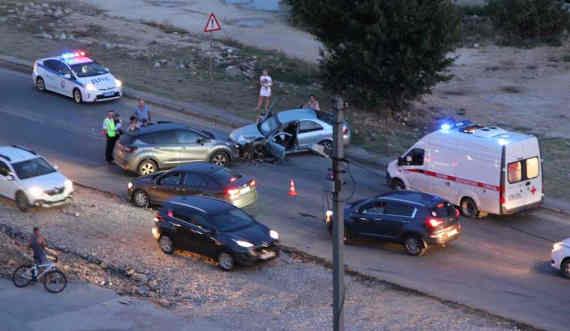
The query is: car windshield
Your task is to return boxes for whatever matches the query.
[12,157,56,180]
[209,208,255,232]
[70,62,109,78]
[258,116,280,136]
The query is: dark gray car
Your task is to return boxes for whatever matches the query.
[114,123,238,176]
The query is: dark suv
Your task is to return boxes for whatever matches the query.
[326,191,461,256]
[152,196,280,271]
[114,123,238,176]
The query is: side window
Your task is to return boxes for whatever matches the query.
[404,148,425,166]
[299,120,323,134]
[508,161,522,183]
[0,160,10,176]
[384,202,415,217]
[176,130,200,144]
[525,157,539,179]
[146,131,178,145]
[159,172,181,185]
[183,173,207,188]
[361,201,386,215]
[44,60,59,72]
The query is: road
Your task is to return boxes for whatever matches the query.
[1,67,569,330]
[0,278,225,331]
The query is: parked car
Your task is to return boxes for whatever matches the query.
[152,196,280,271]
[308,109,352,145]
[114,123,238,176]
[229,109,349,157]
[325,191,461,256]
[386,120,543,217]
[128,162,256,208]
[33,50,122,103]
[551,238,570,279]
[0,145,73,212]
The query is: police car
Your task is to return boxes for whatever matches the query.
[0,145,73,212]
[32,50,122,103]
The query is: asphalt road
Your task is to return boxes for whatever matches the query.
[1,68,569,330]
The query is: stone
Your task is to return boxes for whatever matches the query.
[40,32,53,40]
[153,62,160,68]
[225,65,241,78]
[59,32,67,40]
[157,299,172,308]
[136,285,150,297]
[42,3,50,8]
[74,212,80,217]
[64,8,72,14]
[133,273,148,283]
[54,9,63,17]
[159,59,168,65]
[148,279,160,290]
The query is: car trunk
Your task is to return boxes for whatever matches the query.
[503,137,542,212]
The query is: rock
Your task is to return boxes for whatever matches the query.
[126,268,136,276]
[39,32,53,40]
[136,285,150,297]
[74,212,80,217]
[104,43,113,49]
[42,3,50,8]
[473,43,480,48]
[133,273,148,283]
[153,62,161,68]
[148,279,160,290]
[54,9,63,17]
[63,8,72,14]
[178,64,185,69]
[159,59,168,65]
[157,299,172,308]
[59,32,67,40]
[225,65,241,78]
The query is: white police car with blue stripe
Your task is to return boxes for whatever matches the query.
[32,50,122,104]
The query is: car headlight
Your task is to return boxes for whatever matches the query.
[86,83,97,91]
[127,182,133,190]
[235,240,254,248]
[115,79,122,88]
[64,179,73,190]
[27,186,44,198]
[270,230,279,240]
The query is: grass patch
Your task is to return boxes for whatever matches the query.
[540,137,570,200]
[352,127,422,159]
[140,20,189,35]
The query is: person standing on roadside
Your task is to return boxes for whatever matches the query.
[28,227,47,280]
[303,94,320,111]
[134,98,151,123]
[102,111,118,163]
[255,70,272,112]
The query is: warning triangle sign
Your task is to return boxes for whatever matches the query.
[204,13,222,32]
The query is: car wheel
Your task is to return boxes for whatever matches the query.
[390,178,405,191]
[404,236,426,256]
[36,77,46,92]
[210,151,230,167]
[132,189,149,208]
[460,197,479,218]
[15,192,30,212]
[137,159,157,176]
[158,236,174,254]
[73,88,82,104]
[561,258,570,279]
[318,140,333,156]
[218,252,235,271]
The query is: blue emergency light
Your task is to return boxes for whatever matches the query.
[61,50,86,59]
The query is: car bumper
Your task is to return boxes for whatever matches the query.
[32,194,73,208]
[501,199,543,215]
[426,226,461,245]
[235,242,280,266]
[83,89,122,102]
[228,190,257,209]
[551,248,566,270]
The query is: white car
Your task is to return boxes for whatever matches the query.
[32,50,122,103]
[0,145,73,212]
[551,238,570,279]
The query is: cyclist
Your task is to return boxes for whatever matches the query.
[28,227,48,280]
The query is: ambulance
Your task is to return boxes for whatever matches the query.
[386,121,543,217]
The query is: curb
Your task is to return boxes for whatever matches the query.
[1,54,569,216]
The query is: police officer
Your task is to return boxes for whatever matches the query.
[102,111,118,163]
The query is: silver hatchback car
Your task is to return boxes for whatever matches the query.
[114,123,238,176]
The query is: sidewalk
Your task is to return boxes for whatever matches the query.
[1,54,568,215]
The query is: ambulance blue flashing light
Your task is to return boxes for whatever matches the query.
[439,120,473,132]
[61,51,86,59]
[440,123,452,131]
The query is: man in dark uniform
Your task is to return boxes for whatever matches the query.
[28,226,47,280]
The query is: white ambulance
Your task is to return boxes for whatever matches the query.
[386,121,543,217]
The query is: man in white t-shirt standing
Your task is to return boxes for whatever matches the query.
[256,70,272,112]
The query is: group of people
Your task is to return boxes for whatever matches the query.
[102,98,152,163]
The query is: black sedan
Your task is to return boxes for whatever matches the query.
[152,196,280,271]
[325,191,461,256]
[127,162,256,208]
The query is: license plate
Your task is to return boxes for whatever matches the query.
[448,228,458,237]
[240,186,251,194]
[103,91,115,97]
[259,250,276,260]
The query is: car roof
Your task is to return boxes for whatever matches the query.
[172,162,223,174]
[277,109,317,122]
[379,191,445,207]
[39,55,94,65]
[0,146,39,163]
[128,123,188,136]
[166,196,233,215]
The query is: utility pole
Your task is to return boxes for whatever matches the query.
[331,95,345,331]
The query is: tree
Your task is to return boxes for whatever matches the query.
[288,0,461,112]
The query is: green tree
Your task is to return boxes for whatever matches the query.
[288,0,461,112]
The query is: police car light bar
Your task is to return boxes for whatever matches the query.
[61,50,86,59]
[440,120,473,131]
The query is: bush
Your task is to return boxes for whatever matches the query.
[487,0,569,44]
[287,0,461,112]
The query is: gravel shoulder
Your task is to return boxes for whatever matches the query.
[0,187,530,330]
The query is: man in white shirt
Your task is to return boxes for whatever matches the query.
[256,70,272,112]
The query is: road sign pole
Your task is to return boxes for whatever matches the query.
[331,96,345,331]
[209,32,214,81]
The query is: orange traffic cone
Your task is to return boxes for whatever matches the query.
[288,179,297,197]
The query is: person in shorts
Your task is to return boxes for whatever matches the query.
[256,70,272,112]
[28,227,48,279]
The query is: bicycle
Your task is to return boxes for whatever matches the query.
[12,253,67,293]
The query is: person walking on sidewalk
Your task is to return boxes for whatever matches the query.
[102,111,118,163]
[255,70,272,112]
[134,98,151,123]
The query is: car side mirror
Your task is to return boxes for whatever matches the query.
[64,73,71,79]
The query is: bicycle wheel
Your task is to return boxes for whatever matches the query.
[12,264,33,288]
[43,269,67,293]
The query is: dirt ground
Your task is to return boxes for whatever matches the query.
[0,0,568,199]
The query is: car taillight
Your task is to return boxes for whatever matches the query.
[154,212,163,222]
[455,207,460,218]
[226,187,239,197]
[425,218,444,229]
[499,186,505,205]
[249,179,256,187]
